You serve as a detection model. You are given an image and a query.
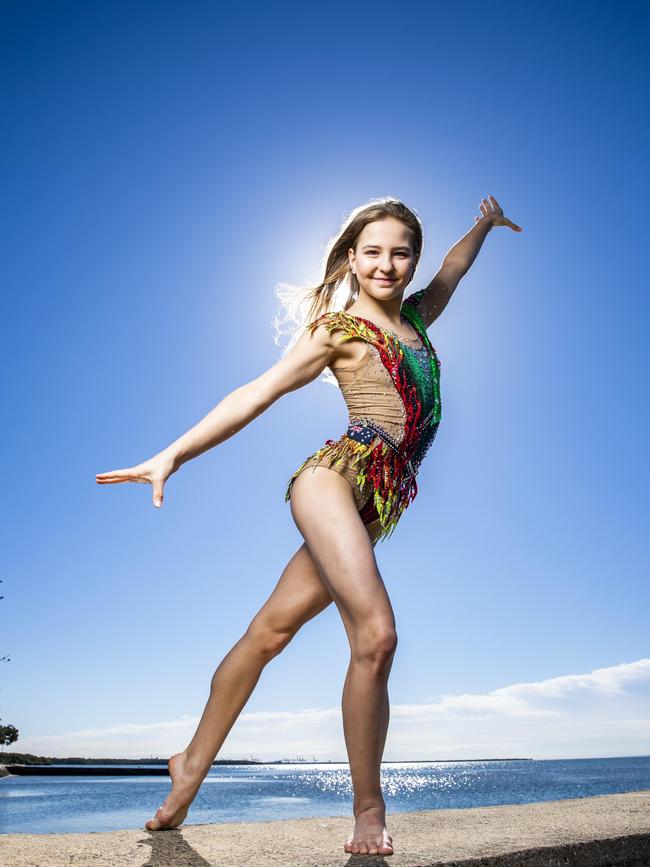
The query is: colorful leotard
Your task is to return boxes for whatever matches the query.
[284,288,442,544]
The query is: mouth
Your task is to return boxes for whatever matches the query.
[374,277,396,283]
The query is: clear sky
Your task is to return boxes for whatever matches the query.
[2,1,649,762]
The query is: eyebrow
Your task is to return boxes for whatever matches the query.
[361,244,412,251]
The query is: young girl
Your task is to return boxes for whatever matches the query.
[96,195,522,857]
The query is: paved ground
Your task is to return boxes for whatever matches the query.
[1,789,649,866]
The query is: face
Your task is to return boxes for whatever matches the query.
[349,217,417,301]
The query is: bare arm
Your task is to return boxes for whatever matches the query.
[406,195,523,329]
[95,321,339,507]
[160,324,338,468]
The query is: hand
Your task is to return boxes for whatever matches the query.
[95,451,179,508]
[474,195,523,231]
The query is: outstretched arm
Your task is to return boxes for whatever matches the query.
[95,322,340,507]
[406,195,523,329]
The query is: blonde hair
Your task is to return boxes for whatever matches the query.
[272,197,424,384]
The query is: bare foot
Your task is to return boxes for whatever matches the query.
[344,804,394,856]
[145,751,204,831]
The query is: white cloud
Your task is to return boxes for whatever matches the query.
[15,659,650,761]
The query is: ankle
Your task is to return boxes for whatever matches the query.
[180,749,211,778]
[353,797,386,818]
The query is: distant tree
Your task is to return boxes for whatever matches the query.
[0,722,19,750]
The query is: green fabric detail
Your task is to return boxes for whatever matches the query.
[400,345,436,412]
[401,299,442,427]
[400,300,427,341]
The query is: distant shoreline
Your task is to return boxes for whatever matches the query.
[1,751,535,767]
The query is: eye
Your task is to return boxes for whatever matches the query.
[364,250,410,257]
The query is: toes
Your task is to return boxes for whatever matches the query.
[345,835,359,854]
[145,806,168,831]
[346,835,390,855]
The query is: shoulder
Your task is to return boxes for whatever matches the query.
[306,310,359,341]
[401,288,427,317]
[401,289,434,334]
[305,310,370,368]
[402,271,460,330]
[401,289,428,328]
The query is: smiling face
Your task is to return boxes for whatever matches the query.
[349,217,417,302]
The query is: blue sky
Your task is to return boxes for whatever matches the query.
[2,1,649,761]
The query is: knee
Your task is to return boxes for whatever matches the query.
[245,621,294,662]
[352,625,398,672]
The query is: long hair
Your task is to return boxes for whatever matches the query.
[272,197,424,384]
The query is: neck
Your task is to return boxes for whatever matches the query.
[350,291,405,327]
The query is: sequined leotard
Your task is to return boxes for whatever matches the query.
[284,288,442,544]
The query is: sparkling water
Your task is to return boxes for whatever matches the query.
[1,756,649,835]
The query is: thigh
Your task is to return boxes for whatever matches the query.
[364,515,384,547]
[288,466,396,634]
[291,457,384,549]
[248,542,334,637]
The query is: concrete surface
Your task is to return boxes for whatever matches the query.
[0,789,648,866]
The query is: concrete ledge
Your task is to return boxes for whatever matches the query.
[0,789,648,866]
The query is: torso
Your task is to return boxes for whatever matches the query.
[311,308,440,455]
[285,294,443,544]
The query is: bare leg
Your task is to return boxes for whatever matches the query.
[366,514,392,770]
[289,468,396,857]
[145,540,334,830]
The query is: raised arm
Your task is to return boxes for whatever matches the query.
[404,195,523,329]
[95,320,340,507]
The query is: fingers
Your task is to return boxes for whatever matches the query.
[478,196,498,220]
[95,468,142,484]
[96,464,169,509]
[477,195,522,231]
[152,480,164,508]
[484,195,499,216]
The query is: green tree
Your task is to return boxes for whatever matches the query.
[0,723,19,748]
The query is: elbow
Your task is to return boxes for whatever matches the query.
[442,257,468,278]
[247,379,280,416]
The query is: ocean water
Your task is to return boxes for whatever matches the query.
[1,756,649,835]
